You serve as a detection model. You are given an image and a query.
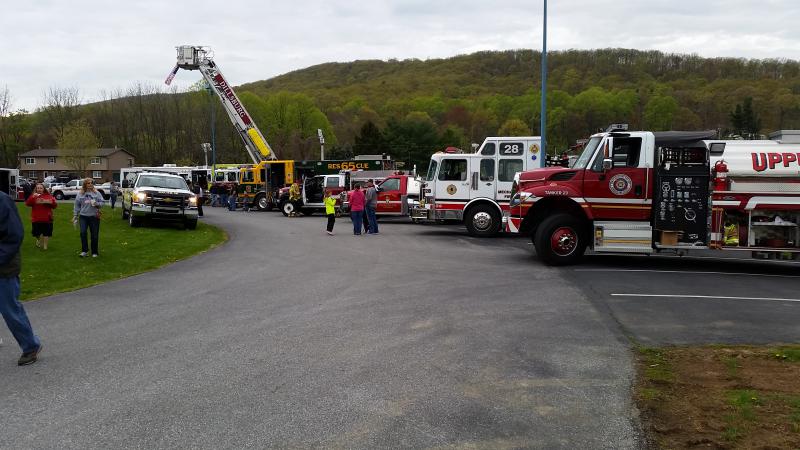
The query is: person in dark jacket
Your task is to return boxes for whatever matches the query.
[0,191,43,365]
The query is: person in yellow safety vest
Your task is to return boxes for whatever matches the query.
[724,222,739,246]
[324,190,337,235]
[288,182,301,217]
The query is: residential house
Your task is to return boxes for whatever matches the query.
[18,148,136,182]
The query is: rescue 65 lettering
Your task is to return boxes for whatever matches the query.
[751,152,800,171]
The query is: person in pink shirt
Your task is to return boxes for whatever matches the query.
[348,184,366,235]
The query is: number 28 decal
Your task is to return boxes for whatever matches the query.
[500,142,524,155]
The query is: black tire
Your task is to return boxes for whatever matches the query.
[255,194,270,211]
[128,212,140,228]
[54,191,64,200]
[184,219,198,230]
[97,189,107,200]
[280,200,295,217]
[533,213,587,266]
[464,204,501,237]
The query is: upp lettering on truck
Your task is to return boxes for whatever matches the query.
[751,152,800,171]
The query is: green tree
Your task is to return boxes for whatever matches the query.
[58,119,99,177]
[498,118,532,136]
[643,95,679,130]
[729,97,761,136]
[353,121,387,155]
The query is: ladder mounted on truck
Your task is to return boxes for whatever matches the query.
[165,45,276,163]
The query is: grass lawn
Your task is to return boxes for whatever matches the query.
[635,345,800,449]
[16,202,226,300]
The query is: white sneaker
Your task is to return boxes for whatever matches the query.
[92,254,98,258]
[326,231,333,235]
[79,252,88,257]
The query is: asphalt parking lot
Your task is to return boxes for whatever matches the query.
[1,208,797,448]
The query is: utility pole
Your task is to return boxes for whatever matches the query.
[540,0,548,156]
[317,128,325,160]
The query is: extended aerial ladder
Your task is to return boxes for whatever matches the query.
[165,45,276,163]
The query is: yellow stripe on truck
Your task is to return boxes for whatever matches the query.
[247,128,272,158]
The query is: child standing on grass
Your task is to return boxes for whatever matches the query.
[25,183,57,250]
[324,190,337,235]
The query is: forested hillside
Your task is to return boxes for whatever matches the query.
[2,48,800,171]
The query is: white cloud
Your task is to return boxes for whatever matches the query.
[1,0,799,111]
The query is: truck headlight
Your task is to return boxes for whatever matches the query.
[189,196,198,205]
[135,192,147,202]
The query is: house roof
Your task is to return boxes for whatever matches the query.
[20,148,135,158]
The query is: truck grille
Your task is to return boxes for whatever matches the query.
[150,194,186,208]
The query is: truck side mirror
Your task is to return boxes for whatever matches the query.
[121,180,130,188]
[602,158,613,171]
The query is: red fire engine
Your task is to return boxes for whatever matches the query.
[506,125,800,265]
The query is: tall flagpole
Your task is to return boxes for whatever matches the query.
[540,0,548,157]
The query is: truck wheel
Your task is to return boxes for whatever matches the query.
[464,204,501,237]
[533,213,587,266]
[128,213,140,228]
[185,219,198,230]
[280,200,295,217]
[255,194,269,211]
[54,191,64,200]
[97,189,107,200]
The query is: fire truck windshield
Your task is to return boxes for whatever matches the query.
[572,137,601,169]
[425,160,439,181]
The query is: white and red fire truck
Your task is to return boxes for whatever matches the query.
[506,125,800,265]
[411,137,544,236]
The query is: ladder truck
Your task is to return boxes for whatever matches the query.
[167,46,293,209]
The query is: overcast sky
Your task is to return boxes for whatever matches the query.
[2,0,799,112]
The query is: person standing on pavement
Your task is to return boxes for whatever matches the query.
[0,190,43,366]
[73,178,104,258]
[349,184,365,235]
[288,181,301,217]
[191,178,205,218]
[364,179,379,234]
[25,183,57,250]
[324,190,337,235]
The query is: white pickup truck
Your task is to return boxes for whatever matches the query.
[51,179,113,200]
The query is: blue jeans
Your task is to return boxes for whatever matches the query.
[79,215,100,255]
[366,206,378,233]
[110,193,117,209]
[0,276,41,353]
[351,211,363,235]
[228,196,236,211]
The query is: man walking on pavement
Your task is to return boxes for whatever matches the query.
[0,191,42,366]
[364,179,379,234]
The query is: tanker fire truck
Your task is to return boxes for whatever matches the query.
[506,125,800,265]
[411,137,544,236]
[167,46,294,211]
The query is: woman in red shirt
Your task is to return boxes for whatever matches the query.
[25,183,57,250]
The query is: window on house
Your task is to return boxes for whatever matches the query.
[28,171,37,179]
[90,157,101,165]
[92,171,103,179]
[25,157,35,165]
[48,157,56,164]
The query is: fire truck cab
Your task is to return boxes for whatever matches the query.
[507,126,800,265]
[412,137,544,236]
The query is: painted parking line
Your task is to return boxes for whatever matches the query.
[575,269,800,279]
[611,293,800,303]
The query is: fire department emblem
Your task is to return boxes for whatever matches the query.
[446,184,457,195]
[609,174,632,196]
[529,144,540,154]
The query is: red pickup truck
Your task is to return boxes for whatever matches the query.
[341,174,420,216]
